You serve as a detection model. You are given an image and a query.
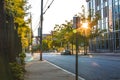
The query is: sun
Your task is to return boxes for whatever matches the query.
[81,22,88,29]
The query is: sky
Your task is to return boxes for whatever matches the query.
[28,0,87,36]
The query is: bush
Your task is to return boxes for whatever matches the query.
[9,62,24,80]
[9,52,26,80]
[19,52,26,65]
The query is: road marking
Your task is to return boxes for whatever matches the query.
[45,60,85,80]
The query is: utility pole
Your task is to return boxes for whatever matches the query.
[39,0,43,61]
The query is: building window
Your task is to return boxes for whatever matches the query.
[115,2,119,14]
[106,39,108,49]
[115,17,119,30]
[101,0,103,4]
[103,6,108,18]
[103,0,107,2]
[86,0,120,52]
[96,10,101,16]
[116,39,119,49]
[108,0,113,32]
[95,0,101,6]
[116,31,119,39]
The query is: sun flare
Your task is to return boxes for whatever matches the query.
[81,22,88,29]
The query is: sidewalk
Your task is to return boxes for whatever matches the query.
[88,52,120,56]
[24,60,83,80]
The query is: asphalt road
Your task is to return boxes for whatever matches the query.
[42,53,120,80]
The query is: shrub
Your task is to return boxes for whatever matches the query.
[9,62,24,80]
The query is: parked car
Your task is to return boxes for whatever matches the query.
[61,50,71,55]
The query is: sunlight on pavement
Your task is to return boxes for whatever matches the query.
[89,55,93,58]
[25,53,33,62]
[92,62,100,67]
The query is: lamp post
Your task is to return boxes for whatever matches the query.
[73,16,80,80]
[73,15,89,79]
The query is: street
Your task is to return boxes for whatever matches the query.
[33,53,120,80]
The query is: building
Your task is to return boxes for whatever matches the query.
[86,0,120,52]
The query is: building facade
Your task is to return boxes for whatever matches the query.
[86,0,120,52]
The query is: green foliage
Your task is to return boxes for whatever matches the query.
[4,0,31,79]
[43,35,53,50]
[32,45,40,52]
[50,5,105,54]
[19,52,26,65]
[33,36,52,52]
[9,62,24,80]
[77,5,106,54]
[52,20,74,49]
[5,0,32,51]
[42,39,49,51]
[9,53,26,80]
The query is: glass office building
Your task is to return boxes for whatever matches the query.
[86,0,120,52]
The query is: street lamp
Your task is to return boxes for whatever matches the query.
[81,22,88,55]
[73,16,88,80]
[73,16,80,80]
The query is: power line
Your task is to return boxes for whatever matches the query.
[32,0,50,33]
[35,0,55,32]
[43,0,49,9]
[33,18,40,32]
[33,21,40,32]
[35,0,55,33]
[43,0,55,15]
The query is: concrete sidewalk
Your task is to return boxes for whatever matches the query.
[24,60,83,80]
[87,52,120,57]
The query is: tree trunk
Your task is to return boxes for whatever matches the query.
[0,0,13,80]
[72,40,73,54]
[7,14,16,62]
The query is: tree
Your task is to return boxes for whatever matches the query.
[5,0,31,53]
[2,0,31,80]
[52,23,68,50]
[76,5,106,55]
[51,20,76,53]
[0,0,13,80]
[51,5,105,55]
